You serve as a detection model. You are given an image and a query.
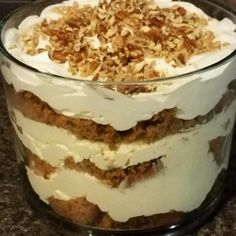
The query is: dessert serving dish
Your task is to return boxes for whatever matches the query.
[0,0,236,235]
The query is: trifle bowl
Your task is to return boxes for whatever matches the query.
[0,0,236,235]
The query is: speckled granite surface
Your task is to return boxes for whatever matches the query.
[0,0,236,235]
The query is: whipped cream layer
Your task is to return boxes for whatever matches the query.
[23,100,236,222]
[2,0,236,131]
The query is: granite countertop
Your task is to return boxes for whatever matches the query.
[0,0,236,235]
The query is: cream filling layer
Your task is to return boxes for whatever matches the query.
[10,101,236,222]
[2,0,236,131]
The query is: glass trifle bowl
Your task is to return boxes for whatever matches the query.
[0,0,236,235]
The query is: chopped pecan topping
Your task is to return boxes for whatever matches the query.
[20,0,225,82]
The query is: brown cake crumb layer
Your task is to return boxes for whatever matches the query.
[6,82,236,149]
[26,150,56,179]
[24,146,163,187]
[48,196,182,229]
[209,136,230,166]
[64,156,163,187]
[49,197,102,226]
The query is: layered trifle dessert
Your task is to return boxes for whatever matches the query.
[1,0,236,232]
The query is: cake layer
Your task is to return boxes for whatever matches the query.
[6,83,236,148]
[64,157,163,187]
[12,99,235,222]
[26,150,57,179]
[48,196,182,229]
[26,150,163,188]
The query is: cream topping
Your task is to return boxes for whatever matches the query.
[2,0,236,130]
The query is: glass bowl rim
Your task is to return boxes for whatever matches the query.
[0,0,236,85]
